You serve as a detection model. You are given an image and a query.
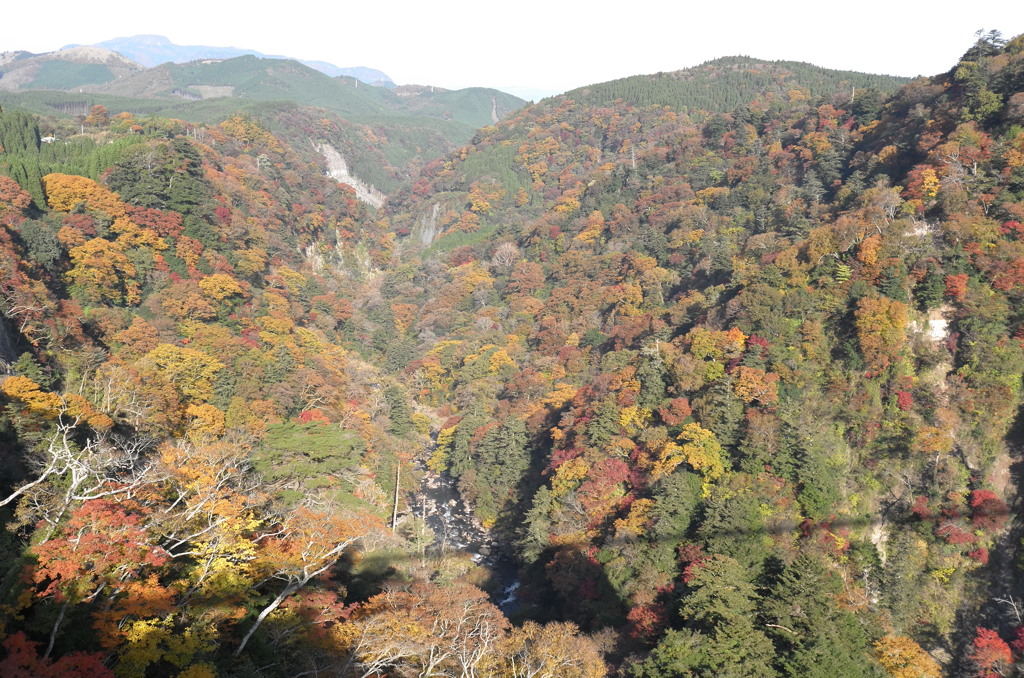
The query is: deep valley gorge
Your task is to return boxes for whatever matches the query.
[1,29,1024,678]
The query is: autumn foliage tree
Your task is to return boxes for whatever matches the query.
[236,504,378,655]
[503,621,607,678]
[0,175,32,213]
[970,627,1012,677]
[65,238,141,305]
[42,173,125,219]
[854,295,908,373]
[874,635,941,678]
[30,499,170,654]
[0,632,112,678]
[340,581,509,676]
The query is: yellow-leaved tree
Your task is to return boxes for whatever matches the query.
[66,238,141,306]
[42,173,125,219]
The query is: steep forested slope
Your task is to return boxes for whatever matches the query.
[375,31,1024,675]
[0,95,607,677]
[1,31,1024,678]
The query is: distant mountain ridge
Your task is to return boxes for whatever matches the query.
[0,46,143,92]
[68,55,524,130]
[559,55,914,112]
[68,34,395,87]
[0,48,527,195]
[0,47,524,131]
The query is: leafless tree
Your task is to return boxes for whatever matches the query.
[491,242,521,275]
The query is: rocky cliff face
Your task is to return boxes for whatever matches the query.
[314,141,386,208]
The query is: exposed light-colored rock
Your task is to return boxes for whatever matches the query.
[312,141,385,208]
[926,306,949,343]
[908,304,951,346]
[869,520,888,565]
[416,203,443,247]
[189,84,234,99]
[910,217,937,237]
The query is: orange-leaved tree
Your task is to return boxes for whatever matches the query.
[874,635,941,678]
[503,620,607,678]
[854,295,908,373]
[0,175,32,212]
[42,173,124,220]
[235,503,379,655]
[30,499,169,657]
[65,238,141,306]
[340,581,509,676]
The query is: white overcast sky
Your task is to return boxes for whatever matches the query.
[3,1,1022,99]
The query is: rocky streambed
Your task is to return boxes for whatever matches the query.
[410,459,520,611]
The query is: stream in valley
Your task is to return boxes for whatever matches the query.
[410,459,520,611]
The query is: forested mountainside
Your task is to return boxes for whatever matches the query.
[1,52,526,196]
[0,47,145,92]
[1,31,1024,678]
[73,55,523,131]
[559,55,912,113]
[0,48,516,132]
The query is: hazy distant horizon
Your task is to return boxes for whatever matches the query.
[3,0,1022,96]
